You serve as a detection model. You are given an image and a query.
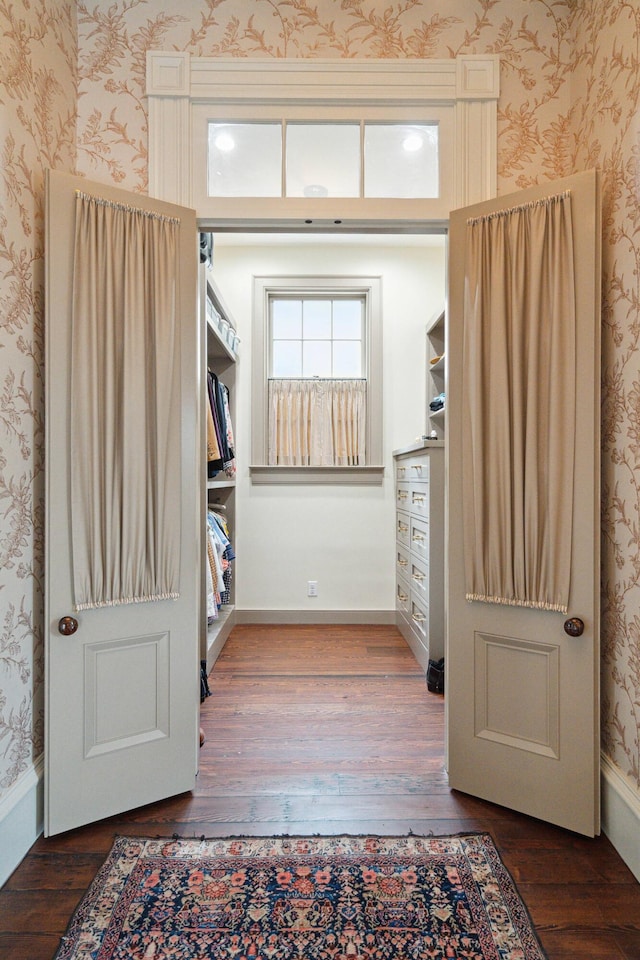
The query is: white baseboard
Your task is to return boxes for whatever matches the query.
[236,609,396,625]
[0,757,44,888]
[601,752,640,882]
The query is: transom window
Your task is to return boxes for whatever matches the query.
[207,121,439,200]
[270,295,365,378]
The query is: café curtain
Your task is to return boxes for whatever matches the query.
[462,190,576,613]
[268,379,366,466]
[70,192,181,610]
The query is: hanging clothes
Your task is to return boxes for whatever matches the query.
[205,508,235,623]
[207,371,236,479]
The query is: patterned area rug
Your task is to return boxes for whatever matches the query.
[54,834,547,959]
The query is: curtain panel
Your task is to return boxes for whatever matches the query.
[70,192,182,610]
[268,379,366,466]
[462,191,576,613]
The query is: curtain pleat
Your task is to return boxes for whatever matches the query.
[268,379,366,466]
[70,192,181,610]
[462,191,576,613]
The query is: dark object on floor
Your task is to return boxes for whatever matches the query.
[200,660,211,702]
[427,656,445,694]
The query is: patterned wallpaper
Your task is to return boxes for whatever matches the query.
[0,1,76,797]
[1,0,639,811]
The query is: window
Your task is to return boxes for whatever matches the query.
[148,54,500,222]
[270,296,364,378]
[205,120,439,202]
[251,276,383,484]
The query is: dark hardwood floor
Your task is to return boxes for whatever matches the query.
[1,624,639,959]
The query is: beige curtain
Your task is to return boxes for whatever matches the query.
[269,379,366,466]
[462,191,576,613]
[70,192,181,610]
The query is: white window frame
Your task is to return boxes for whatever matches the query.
[251,276,383,484]
[270,292,366,379]
[146,55,500,223]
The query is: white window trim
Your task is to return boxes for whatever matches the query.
[251,276,383,484]
[146,54,500,223]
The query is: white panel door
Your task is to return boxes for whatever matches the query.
[45,170,200,835]
[446,170,601,836]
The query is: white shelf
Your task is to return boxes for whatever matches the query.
[426,307,446,437]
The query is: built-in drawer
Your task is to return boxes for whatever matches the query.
[409,594,429,651]
[410,515,429,562]
[396,512,410,546]
[396,482,410,511]
[396,574,410,616]
[410,481,429,520]
[396,543,410,579]
[395,461,410,482]
[408,457,429,481]
[410,555,428,605]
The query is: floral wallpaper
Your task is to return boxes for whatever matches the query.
[0,1,76,798]
[1,0,640,819]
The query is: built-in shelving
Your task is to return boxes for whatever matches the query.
[426,307,446,439]
[200,263,238,673]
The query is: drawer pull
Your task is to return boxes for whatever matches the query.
[397,558,408,567]
[412,612,426,623]
[412,494,425,503]
[398,522,409,533]
[411,464,424,474]
[412,533,425,544]
[397,491,408,501]
[412,571,425,582]
[398,591,408,602]
[397,467,406,476]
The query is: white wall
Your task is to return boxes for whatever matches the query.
[211,236,446,614]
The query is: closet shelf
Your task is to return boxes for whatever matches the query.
[207,478,236,490]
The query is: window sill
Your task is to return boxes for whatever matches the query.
[250,465,385,485]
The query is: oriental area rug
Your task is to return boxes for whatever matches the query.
[54,834,547,959]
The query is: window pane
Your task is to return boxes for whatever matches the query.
[303,341,332,377]
[272,340,302,377]
[286,124,360,198]
[333,299,363,339]
[208,123,282,197]
[364,124,438,198]
[333,341,362,378]
[303,300,331,339]
[272,299,302,338]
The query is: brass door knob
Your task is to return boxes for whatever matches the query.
[58,616,79,636]
[563,617,584,637]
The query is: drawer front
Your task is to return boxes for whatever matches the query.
[409,594,428,648]
[410,555,429,605]
[395,460,410,482]
[410,515,429,562]
[396,543,410,579]
[410,481,429,520]
[396,482,411,510]
[408,457,429,481]
[396,511,410,546]
[396,574,410,615]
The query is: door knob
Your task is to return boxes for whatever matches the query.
[58,616,79,636]
[563,617,584,637]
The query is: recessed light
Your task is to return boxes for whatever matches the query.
[402,134,423,152]
[214,133,235,153]
[303,184,329,198]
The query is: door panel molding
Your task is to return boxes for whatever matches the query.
[474,633,559,759]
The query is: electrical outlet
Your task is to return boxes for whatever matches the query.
[307,580,318,597]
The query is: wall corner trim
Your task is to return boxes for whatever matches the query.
[0,757,44,888]
[601,751,640,882]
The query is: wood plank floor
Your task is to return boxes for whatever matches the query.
[1,624,639,959]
